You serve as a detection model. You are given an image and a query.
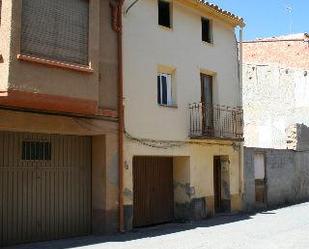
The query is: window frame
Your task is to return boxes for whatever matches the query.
[157,72,176,107]
[21,140,52,161]
[18,0,93,72]
[201,17,213,44]
[158,0,172,29]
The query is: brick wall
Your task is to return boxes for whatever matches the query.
[243,34,309,69]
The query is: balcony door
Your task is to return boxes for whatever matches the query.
[201,73,214,136]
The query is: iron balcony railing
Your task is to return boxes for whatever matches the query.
[189,103,244,140]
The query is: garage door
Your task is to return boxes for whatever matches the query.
[133,156,174,227]
[0,131,92,247]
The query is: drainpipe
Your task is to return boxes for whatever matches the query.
[239,27,243,107]
[238,27,245,198]
[111,0,125,232]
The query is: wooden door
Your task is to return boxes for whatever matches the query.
[214,156,222,213]
[133,156,174,227]
[201,73,214,135]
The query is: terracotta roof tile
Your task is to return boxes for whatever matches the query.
[197,0,245,27]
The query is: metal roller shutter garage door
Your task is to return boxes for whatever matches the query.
[0,131,92,246]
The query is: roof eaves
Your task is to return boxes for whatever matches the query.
[197,0,245,27]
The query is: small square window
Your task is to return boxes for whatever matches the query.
[202,17,212,43]
[157,73,174,106]
[22,141,51,161]
[158,0,171,28]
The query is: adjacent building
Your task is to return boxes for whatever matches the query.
[0,0,246,245]
[0,0,121,246]
[242,33,309,210]
[122,0,245,229]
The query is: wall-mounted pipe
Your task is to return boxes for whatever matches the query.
[238,27,245,197]
[111,0,125,232]
[125,0,140,15]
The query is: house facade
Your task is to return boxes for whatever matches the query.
[122,0,245,229]
[0,0,121,246]
[242,33,309,210]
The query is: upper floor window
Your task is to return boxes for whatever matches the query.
[157,73,174,106]
[0,0,2,26]
[202,17,212,43]
[158,0,171,28]
[21,0,89,65]
[201,73,213,105]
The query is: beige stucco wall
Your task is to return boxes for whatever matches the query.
[98,0,119,110]
[123,0,241,141]
[0,0,12,91]
[0,108,119,234]
[0,0,120,235]
[1,0,118,110]
[7,0,99,100]
[124,138,243,214]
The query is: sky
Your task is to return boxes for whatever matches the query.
[209,0,309,40]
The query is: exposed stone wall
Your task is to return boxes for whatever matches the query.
[244,144,309,211]
[243,64,309,149]
[287,124,309,151]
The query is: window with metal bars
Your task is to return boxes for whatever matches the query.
[22,141,52,161]
[21,0,89,65]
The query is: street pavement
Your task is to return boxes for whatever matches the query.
[8,202,309,249]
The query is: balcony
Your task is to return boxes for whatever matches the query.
[189,103,244,140]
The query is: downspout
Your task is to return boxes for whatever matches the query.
[238,27,245,199]
[111,0,125,232]
[239,27,243,107]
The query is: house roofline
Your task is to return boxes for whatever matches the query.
[177,0,245,28]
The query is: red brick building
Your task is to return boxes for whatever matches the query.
[243,33,309,69]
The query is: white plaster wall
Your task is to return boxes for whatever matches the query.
[243,64,309,149]
[123,0,241,141]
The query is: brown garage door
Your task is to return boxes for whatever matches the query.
[0,131,92,247]
[133,156,174,227]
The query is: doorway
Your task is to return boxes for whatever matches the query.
[201,73,214,136]
[254,153,267,206]
[133,156,174,227]
[213,156,231,213]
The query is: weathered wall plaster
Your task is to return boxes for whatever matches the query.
[244,124,309,211]
[243,64,309,149]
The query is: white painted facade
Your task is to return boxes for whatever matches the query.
[123,0,241,141]
[122,0,244,223]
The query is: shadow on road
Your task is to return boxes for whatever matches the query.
[8,213,253,249]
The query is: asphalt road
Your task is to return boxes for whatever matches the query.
[9,202,309,249]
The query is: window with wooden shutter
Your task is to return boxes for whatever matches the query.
[21,0,89,65]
